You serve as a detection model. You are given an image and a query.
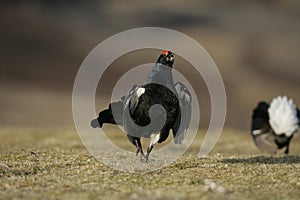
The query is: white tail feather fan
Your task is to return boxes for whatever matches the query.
[268,96,299,137]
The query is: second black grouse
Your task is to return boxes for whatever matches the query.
[251,96,300,154]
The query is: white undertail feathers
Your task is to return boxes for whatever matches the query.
[268,96,299,137]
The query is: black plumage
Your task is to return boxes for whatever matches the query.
[91,50,191,161]
[91,99,124,128]
[251,99,299,154]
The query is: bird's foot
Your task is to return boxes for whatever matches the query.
[143,153,156,163]
[136,148,147,162]
[145,153,150,163]
[140,154,147,163]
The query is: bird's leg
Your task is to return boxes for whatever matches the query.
[284,144,289,155]
[145,145,153,162]
[135,148,140,156]
[284,136,293,155]
[135,139,146,162]
[145,133,160,162]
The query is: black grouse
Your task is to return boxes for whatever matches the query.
[251,96,300,154]
[91,50,191,161]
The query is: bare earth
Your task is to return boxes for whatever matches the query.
[0,127,299,200]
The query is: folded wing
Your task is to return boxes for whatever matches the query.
[172,82,192,144]
[251,102,271,136]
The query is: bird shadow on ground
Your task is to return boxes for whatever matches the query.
[220,155,300,164]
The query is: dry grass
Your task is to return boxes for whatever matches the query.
[0,127,300,200]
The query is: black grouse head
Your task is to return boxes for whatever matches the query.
[156,50,174,67]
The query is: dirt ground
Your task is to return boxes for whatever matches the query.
[1,127,299,200]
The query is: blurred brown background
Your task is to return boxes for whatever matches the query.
[1,0,300,130]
